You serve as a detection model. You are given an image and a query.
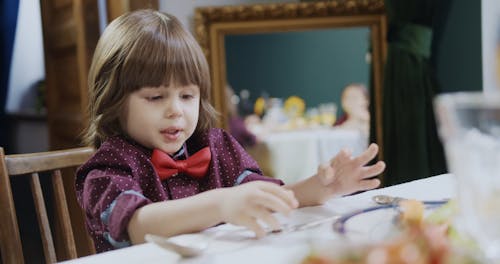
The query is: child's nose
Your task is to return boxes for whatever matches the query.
[164,98,182,118]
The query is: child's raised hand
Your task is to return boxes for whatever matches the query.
[218,181,298,238]
[316,143,385,200]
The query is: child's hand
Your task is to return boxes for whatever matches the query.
[316,143,385,200]
[218,181,298,238]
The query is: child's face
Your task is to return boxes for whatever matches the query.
[120,84,200,154]
[342,86,368,116]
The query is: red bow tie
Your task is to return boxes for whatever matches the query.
[151,147,211,180]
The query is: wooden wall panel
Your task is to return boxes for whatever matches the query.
[107,0,159,22]
[40,0,98,258]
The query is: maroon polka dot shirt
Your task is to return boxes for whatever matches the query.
[75,128,282,252]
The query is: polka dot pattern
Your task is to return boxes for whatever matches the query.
[75,128,282,253]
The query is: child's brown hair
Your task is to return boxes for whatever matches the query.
[83,10,217,148]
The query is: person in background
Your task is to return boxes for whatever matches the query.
[226,85,258,148]
[237,89,254,117]
[335,83,370,135]
[76,10,385,253]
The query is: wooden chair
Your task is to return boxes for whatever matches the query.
[0,147,94,263]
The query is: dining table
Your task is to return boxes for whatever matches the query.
[60,174,455,264]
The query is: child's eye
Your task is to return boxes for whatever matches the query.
[181,94,194,100]
[146,95,163,101]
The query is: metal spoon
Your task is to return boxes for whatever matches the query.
[373,195,450,207]
[372,194,405,205]
[145,233,208,258]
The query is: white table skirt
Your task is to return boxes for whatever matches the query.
[247,128,368,183]
[60,174,455,264]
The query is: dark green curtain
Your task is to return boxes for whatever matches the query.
[380,0,447,186]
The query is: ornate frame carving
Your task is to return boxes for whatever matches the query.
[195,0,386,158]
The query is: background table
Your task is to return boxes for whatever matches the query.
[247,128,368,183]
[60,174,455,264]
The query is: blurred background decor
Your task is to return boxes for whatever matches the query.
[195,0,387,162]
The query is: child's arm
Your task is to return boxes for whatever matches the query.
[284,143,385,207]
[127,180,298,244]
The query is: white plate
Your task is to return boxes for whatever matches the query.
[333,201,447,243]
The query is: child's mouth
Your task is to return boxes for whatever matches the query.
[161,128,182,141]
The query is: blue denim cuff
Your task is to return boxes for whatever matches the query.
[235,170,254,185]
[100,190,146,248]
[103,232,132,249]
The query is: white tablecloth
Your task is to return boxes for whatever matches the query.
[60,174,455,264]
[247,128,368,183]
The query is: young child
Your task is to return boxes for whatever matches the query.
[335,83,370,135]
[76,10,385,253]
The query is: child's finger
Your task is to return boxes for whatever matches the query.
[254,189,296,215]
[353,143,379,166]
[259,183,298,209]
[238,217,266,238]
[341,148,352,158]
[329,148,352,166]
[250,206,281,232]
[360,161,386,179]
[358,178,381,191]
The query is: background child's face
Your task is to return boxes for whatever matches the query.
[342,86,369,117]
[120,84,200,154]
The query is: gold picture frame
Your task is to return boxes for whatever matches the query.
[195,0,387,158]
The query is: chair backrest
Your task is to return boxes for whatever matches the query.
[0,147,94,264]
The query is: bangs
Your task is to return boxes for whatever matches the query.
[84,10,217,148]
[117,14,209,92]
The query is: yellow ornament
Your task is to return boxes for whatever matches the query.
[254,97,266,116]
[284,96,305,117]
